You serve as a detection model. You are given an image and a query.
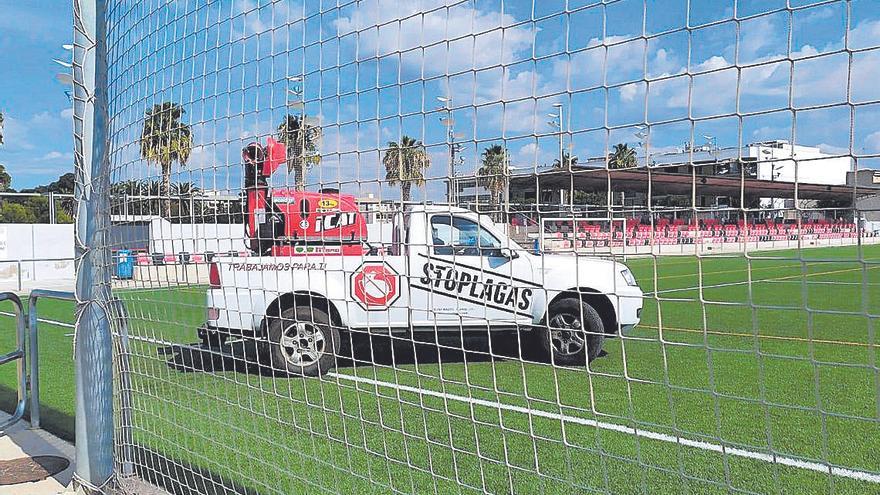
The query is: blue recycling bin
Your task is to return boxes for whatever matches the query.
[116,249,134,279]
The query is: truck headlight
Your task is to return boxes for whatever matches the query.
[620,268,638,287]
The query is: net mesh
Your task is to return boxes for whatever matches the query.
[91,0,880,493]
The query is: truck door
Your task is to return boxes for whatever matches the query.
[409,213,538,328]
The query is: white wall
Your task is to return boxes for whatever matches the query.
[0,224,75,286]
[148,219,247,254]
[750,143,852,185]
[150,220,397,253]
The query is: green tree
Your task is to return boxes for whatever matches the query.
[383,136,431,202]
[111,179,145,197]
[171,181,202,221]
[0,202,36,223]
[609,143,638,169]
[653,195,691,208]
[552,152,578,169]
[478,144,510,211]
[140,102,193,217]
[0,164,11,192]
[277,114,322,191]
[111,179,202,220]
[22,172,74,217]
[43,172,75,194]
[23,172,75,194]
[573,190,608,206]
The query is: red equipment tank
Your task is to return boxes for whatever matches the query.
[269,190,368,256]
[242,139,368,256]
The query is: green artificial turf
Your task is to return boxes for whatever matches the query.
[1,244,878,494]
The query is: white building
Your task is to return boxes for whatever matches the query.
[652,140,853,210]
[452,139,855,217]
[651,140,852,186]
[746,141,851,186]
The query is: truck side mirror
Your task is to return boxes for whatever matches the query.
[499,247,518,260]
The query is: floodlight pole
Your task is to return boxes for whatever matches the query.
[73,0,116,492]
[438,96,457,205]
[550,103,565,205]
[554,104,564,170]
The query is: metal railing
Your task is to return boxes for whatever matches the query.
[0,258,75,292]
[28,289,76,429]
[0,292,26,430]
[0,191,75,225]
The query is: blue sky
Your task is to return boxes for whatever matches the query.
[2,0,879,198]
[0,0,74,189]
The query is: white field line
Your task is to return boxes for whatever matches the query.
[646,264,880,296]
[328,372,880,484]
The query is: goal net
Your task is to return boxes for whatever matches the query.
[68,1,880,494]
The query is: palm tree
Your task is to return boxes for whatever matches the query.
[609,143,638,169]
[140,102,193,217]
[171,181,200,197]
[552,151,578,169]
[0,111,5,146]
[478,144,510,211]
[276,114,322,191]
[383,136,431,203]
[171,182,202,220]
[111,179,144,197]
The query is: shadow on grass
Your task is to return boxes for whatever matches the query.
[132,445,260,495]
[0,386,74,441]
[160,329,537,377]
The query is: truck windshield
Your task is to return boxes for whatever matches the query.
[430,215,502,256]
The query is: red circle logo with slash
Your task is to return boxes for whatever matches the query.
[351,262,400,310]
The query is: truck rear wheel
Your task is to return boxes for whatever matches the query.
[267,305,340,377]
[539,297,605,366]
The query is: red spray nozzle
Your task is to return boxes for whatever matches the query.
[242,138,287,178]
[264,137,287,176]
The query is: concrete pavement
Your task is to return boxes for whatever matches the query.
[0,414,73,495]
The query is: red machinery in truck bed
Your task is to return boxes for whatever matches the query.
[243,138,368,256]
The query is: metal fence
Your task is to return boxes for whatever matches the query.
[0,191,75,224]
[71,1,880,494]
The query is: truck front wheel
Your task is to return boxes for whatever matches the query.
[539,298,605,366]
[267,305,340,377]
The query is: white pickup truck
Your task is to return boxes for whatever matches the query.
[203,205,643,376]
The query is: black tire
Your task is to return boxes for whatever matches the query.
[267,305,340,376]
[537,297,605,366]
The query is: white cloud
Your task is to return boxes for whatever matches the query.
[335,1,532,71]
[865,131,880,154]
[334,0,540,136]
[738,14,782,65]
[39,151,73,161]
[619,83,639,103]
[803,5,839,23]
[0,115,36,151]
[849,17,880,50]
[817,143,850,155]
[231,0,298,40]
[515,142,538,163]
[0,111,70,152]
[696,56,730,72]
[0,107,76,188]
